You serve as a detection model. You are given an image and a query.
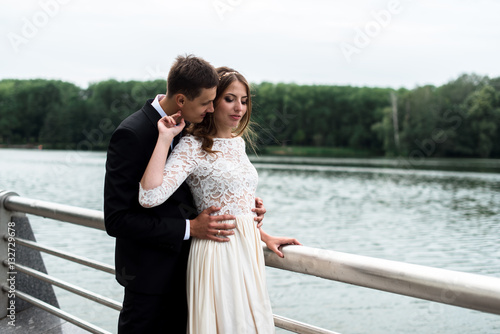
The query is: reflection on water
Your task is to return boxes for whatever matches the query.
[258,168,500,333]
[1,149,499,334]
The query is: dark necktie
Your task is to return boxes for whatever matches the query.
[168,133,182,158]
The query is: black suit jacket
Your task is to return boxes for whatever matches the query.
[104,99,196,295]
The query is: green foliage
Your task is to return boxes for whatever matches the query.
[251,83,391,154]
[1,74,499,158]
[461,85,500,158]
[0,79,81,145]
[369,74,500,158]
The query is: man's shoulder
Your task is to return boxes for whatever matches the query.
[116,100,158,133]
[107,100,159,153]
[118,110,144,132]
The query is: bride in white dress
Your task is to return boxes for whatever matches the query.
[138,67,301,333]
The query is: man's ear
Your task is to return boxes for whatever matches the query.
[175,94,186,108]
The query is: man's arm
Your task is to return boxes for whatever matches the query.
[104,126,185,244]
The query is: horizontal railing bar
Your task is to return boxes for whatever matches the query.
[11,236,115,275]
[8,262,121,311]
[5,262,339,333]
[273,314,341,334]
[3,193,500,319]
[1,285,112,334]
[263,245,500,316]
[4,195,105,230]
[7,264,337,334]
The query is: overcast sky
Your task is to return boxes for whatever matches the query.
[2,0,500,89]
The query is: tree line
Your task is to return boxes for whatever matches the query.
[1,73,499,158]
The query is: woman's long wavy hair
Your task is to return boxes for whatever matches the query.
[186,66,256,154]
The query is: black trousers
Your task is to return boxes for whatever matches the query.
[118,288,188,334]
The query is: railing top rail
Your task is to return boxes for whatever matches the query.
[263,244,500,316]
[2,193,104,230]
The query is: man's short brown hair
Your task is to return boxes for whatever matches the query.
[166,55,219,100]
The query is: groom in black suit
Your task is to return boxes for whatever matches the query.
[104,55,266,333]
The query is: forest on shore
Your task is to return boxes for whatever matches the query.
[1,73,499,158]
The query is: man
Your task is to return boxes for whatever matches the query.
[104,55,267,333]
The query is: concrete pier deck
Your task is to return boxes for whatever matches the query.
[0,306,91,333]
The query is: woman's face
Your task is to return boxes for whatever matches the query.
[214,80,248,135]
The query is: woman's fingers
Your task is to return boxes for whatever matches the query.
[161,116,176,127]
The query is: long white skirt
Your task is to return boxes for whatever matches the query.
[187,215,275,334]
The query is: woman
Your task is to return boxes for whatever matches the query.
[139,67,300,333]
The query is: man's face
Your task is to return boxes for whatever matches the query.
[181,87,217,123]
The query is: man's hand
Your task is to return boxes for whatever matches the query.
[252,197,266,228]
[190,206,236,242]
[261,230,302,258]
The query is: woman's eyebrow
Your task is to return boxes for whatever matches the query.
[226,93,248,98]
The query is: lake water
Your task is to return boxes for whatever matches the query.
[0,148,499,333]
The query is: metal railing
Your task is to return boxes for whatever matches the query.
[1,191,500,333]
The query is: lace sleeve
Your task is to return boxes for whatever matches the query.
[138,135,200,208]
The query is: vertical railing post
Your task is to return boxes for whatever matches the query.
[0,190,18,319]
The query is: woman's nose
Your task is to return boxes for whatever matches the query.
[235,101,243,111]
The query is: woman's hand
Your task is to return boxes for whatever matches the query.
[261,230,302,258]
[158,111,185,141]
[252,197,266,228]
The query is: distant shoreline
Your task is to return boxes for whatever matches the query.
[2,144,500,162]
[0,144,43,150]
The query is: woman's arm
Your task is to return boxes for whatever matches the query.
[139,112,201,208]
[140,112,184,190]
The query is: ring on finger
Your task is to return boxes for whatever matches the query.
[217,230,221,236]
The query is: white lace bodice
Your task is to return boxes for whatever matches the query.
[139,134,258,216]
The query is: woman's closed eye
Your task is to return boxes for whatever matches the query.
[224,96,247,105]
